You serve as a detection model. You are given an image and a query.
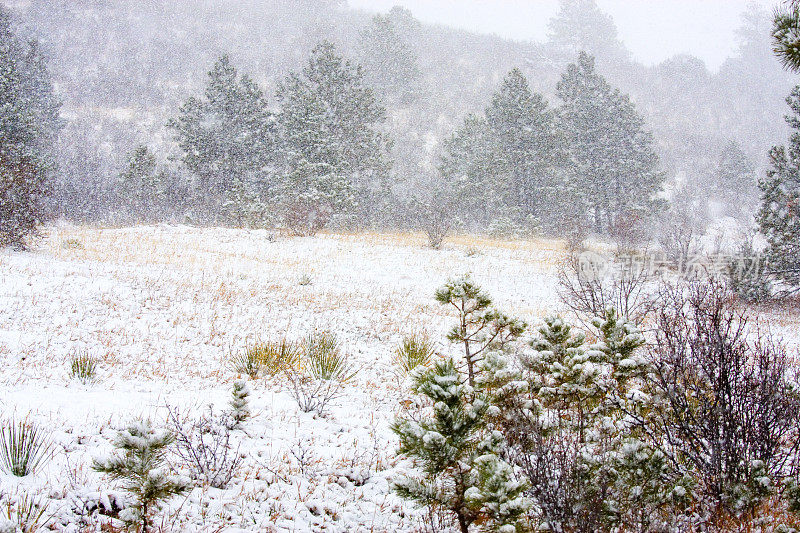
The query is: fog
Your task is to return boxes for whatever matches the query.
[4,0,797,241]
[350,0,775,70]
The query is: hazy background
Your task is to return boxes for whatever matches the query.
[5,0,796,227]
[348,0,776,70]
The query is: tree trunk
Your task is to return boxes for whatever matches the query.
[457,512,470,533]
[464,338,474,386]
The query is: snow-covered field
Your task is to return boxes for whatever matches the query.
[0,225,566,531]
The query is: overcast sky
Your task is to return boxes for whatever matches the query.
[346,0,778,70]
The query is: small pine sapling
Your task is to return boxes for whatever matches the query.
[590,307,647,386]
[93,419,188,532]
[392,359,529,533]
[525,315,595,440]
[435,276,526,385]
[229,379,251,427]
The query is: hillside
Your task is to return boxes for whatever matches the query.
[8,0,797,198]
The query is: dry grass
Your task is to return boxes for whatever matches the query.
[17,224,799,386]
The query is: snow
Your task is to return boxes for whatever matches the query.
[0,224,562,531]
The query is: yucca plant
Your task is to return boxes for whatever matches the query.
[393,334,435,376]
[69,351,98,383]
[229,346,263,379]
[251,340,301,377]
[304,331,357,383]
[0,419,53,477]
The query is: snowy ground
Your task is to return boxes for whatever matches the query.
[0,225,566,532]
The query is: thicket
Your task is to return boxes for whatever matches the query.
[393,276,800,531]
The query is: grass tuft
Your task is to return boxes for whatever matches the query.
[393,333,435,376]
[251,340,301,377]
[0,418,53,477]
[60,238,84,250]
[304,331,356,382]
[229,346,263,379]
[2,492,53,533]
[69,350,99,383]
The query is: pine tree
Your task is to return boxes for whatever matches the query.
[485,69,565,228]
[525,316,596,440]
[275,42,390,234]
[435,276,526,386]
[441,69,563,232]
[229,379,250,428]
[712,141,757,220]
[439,114,495,226]
[118,146,165,222]
[93,420,188,532]
[773,0,800,72]
[0,8,62,249]
[557,52,663,234]
[518,313,671,530]
[758,85,800,291]
[168,54,273,220]
[357,13,422,106]
[725,237,772,303]
[546,0,630,66]
[392,359,529,533]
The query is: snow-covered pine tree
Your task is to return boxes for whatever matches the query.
[0,8,62,249]
[392,358,529,533]
[557,52,663,234]
[118,146,165,223]
[546,0,630,67]
[439,113,495,226]
[440,68,563,232]
[357,13,422,106]
[168,54,273,222]
[229,378,250,427]
[758,85,800,291]
[773,0,800,72]
[435,276,526,386]
[518,313,676,530]
[275,42,390,234]
[712,141,757,220]
[725,236,772,302]
[485,68,564,230]
[525,315,598,440]
[93,419,188,532]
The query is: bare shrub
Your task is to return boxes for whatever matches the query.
[285,372,346,416]
[413,189,453,250]
[609,209,650,253]
[657,185,706,266]
[424,214,450,250]
[636,278,800,522]
[282,196,332,237]
[557,250,658,327]
[166,406,243,489]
